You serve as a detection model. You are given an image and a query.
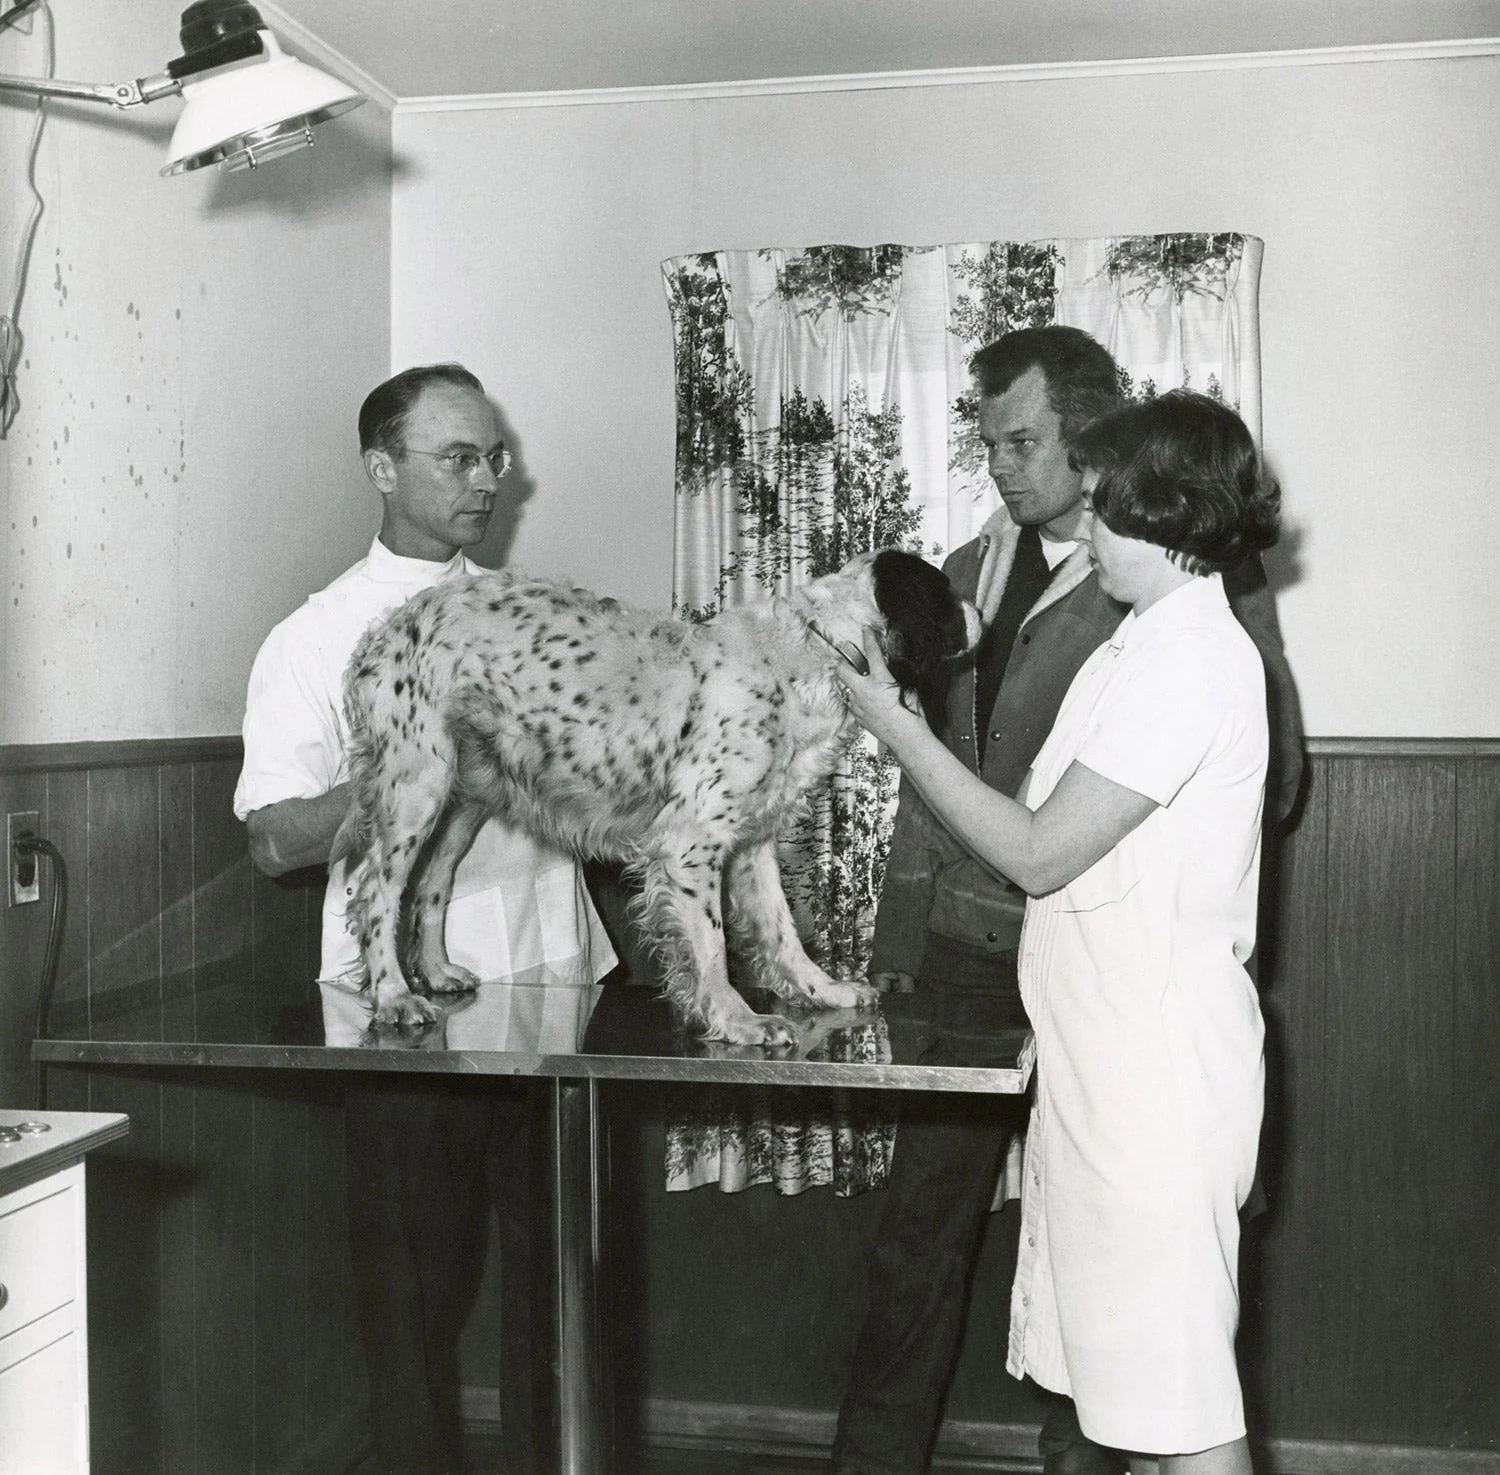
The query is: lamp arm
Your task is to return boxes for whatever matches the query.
[0,23,269,109]
[0,69,182,108]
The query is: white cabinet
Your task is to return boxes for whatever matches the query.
[0,1112,129,1475]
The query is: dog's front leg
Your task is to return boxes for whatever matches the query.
[409,800,487,996]
[635,837,798,1049]
[725,840,879,1012]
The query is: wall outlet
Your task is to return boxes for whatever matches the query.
[8,811,41,906]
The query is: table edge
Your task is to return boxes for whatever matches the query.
[34,1036,1035,1094]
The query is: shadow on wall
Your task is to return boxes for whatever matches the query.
[198,104,394,220]
[1260,453,1305,599]
[1264,520,1305,601]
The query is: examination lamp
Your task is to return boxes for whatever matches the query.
[0,0,366,174]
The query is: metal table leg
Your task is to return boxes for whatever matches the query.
[548,1077,610,1474]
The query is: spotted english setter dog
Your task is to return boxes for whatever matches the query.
[341,549,979,1047]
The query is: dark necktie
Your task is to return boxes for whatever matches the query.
[974,526,1052,765]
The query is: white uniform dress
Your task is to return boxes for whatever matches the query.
[233,536,616,1048]
[1006,574,1267,1454]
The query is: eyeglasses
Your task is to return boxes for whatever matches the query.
[398,445,512,479]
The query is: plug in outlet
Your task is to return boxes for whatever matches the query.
[8,812,41,906]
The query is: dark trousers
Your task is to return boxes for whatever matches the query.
[832,941,1032,1475]
[832,1083,1028,1474]
[344,1078,547,1475]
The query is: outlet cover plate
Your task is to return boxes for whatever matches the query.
[8,811,41,906]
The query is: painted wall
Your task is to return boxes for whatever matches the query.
[390,51,1500,738]
[0,0,392,745]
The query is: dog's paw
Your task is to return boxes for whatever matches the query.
[734,1012,800,1050]
[420,962,481,996]
[697,1002,801,1051]
[841,979,883,1011]
[372,989,440,1031]
[786,975,881,1012]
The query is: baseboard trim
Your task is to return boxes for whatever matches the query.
[641,1401,1040,1469]
[623,1398,1500,1474]
[1267,1443,1500,1475]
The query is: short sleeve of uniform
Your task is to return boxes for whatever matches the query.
[232,612,343,820]
[1074,629,1248,809]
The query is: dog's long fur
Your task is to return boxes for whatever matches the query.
[342,549,979,1046]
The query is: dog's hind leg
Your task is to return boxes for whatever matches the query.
[351,757,455,1030]
[408,799,488,997]
[725,841,879,1011]
[634,834,798,1049]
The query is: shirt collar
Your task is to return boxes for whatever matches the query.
[976,507,1077,571]
[1107,571,1228,651]
[364,534,469,584]
[1038,536,1076,571]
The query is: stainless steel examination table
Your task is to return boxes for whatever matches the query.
[35,983,1033,1475]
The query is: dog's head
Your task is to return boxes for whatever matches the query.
[796,549,980,715]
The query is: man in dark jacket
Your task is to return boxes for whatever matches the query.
[830,326,1303,1475]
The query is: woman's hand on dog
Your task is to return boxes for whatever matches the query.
[833,627,928,753]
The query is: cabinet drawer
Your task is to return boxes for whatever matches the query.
[0,1320,84,1474]
[0,1179,78,1342]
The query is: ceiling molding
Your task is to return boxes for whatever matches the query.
[259,0,399,111]
[393,35,1500,114]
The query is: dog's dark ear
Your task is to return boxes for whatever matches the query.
[872,551,972,718]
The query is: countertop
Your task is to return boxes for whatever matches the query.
[0,1109,130,1198]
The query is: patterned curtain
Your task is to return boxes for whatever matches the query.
[661,233,1263,1197]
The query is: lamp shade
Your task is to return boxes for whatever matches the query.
[163,29,364,175]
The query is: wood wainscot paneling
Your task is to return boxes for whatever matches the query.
[5,738,1499,1471]
[0,738,364,1475]
[1247,741,1500,1452]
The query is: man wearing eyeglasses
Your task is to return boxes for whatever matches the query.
[234,363,616,1475]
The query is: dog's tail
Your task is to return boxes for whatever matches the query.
[337,622,386,874]
[330,804,369,869]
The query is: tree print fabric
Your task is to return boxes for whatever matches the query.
[661,233,1263,1197]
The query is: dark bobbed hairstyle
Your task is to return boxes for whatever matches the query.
[1069,390,1281,576]
[358,363,485,456]
[968,325,1121,441]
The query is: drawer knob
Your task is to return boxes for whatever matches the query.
[0,1283,8,1311]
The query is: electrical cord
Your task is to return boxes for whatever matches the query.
[0,0,44,36]
[16,833,68,1110]
[0,0,53,438]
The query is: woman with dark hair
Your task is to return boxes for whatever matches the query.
[836,390,1279,1475]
